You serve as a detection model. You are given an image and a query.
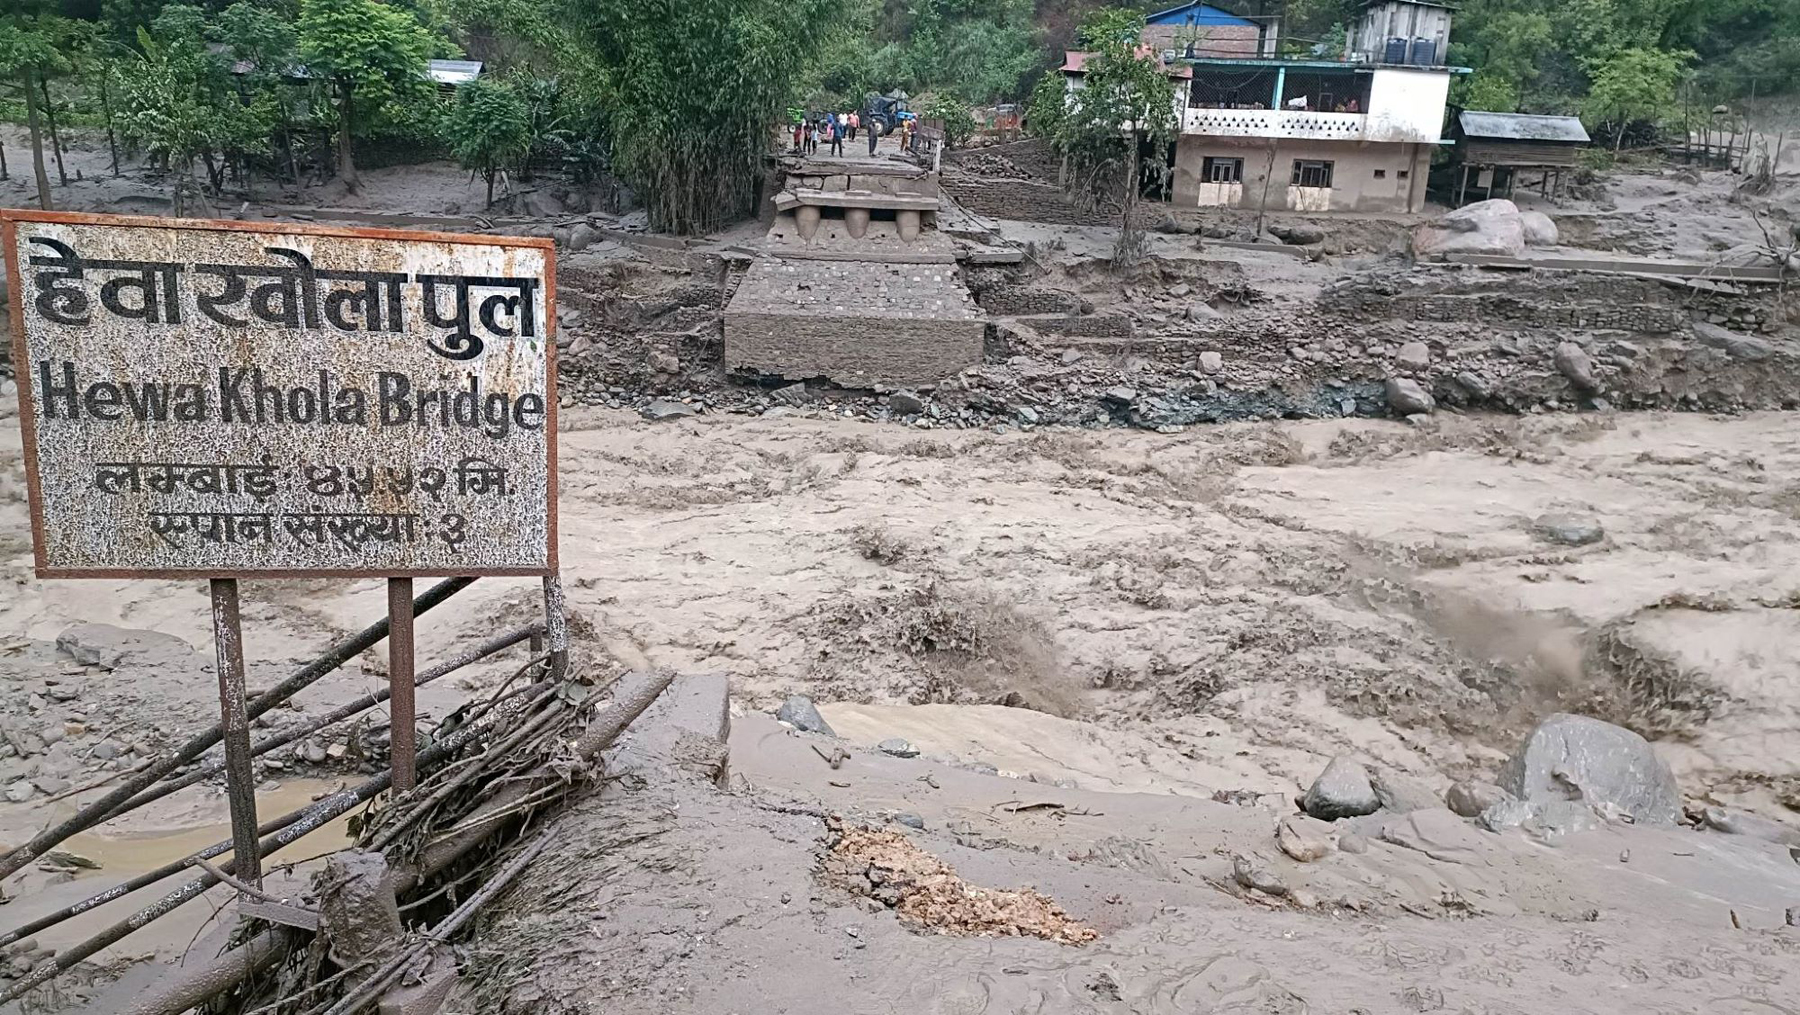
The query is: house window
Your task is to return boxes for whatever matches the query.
[1373,169,1387,179]
[1202,157,1244,184]
[1397,170,1410,180]
[1291,160,1335,188]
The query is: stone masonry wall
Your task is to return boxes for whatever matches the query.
[727,313,985,387]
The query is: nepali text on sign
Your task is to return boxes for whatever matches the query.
[1,212,557,578]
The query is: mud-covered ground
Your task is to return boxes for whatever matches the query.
[5,403,1800,1009]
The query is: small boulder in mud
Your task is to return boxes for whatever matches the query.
[1277,815,1336,862]
[1445,780,1515,818]
[878,737,920,758]
[775,694,834,736]
[1371,771,1440,814]
[55,624,193,671]
[1303,757,1381,821]
[1501,713,1681,824]
[1699,807,1800,846]
[1554,342,1599,392]
[1533,513,1604,546]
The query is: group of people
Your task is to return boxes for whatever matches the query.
[791,110,907,158]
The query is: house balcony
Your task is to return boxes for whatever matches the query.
[1183,107,1370,141]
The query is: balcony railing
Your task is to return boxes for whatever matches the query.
[1182,108,1370,140]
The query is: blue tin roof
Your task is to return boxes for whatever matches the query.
[1147,3,1257,28]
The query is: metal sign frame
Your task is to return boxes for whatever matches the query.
[1,209,564,845]
[0,210,560,581]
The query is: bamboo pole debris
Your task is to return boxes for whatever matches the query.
[105,624,543,820]
[91,670,676,1015]
[0,640,547,950]
[0,577,477,881]
[0,680,562,1006]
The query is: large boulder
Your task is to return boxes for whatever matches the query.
[1302,757,1381,821]
[1500,714,1681,824]
[1412,199,1527,258]
[1385,377,1436,416]
[1518,210,1560,247]
[1693,322,1775,361]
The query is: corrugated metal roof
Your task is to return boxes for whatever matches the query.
[427,60,484,85]
[1148,3,1257,27]
[1459,110,1590,143]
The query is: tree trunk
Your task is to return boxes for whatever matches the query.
[40,75,69,186]
[0,131,9,180]
[23,68,54,211]
[336,83,360,192]
[100,66,121,177]
[485,169,495,207]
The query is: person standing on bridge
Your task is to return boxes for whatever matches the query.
[848,111,860,141]
[868,117,880,156]
[829,117,844,156]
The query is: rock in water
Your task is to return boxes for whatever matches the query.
[775,694,834,736]
[1303,757,1381,821]
[878,738,920,758]
[1445,780,1514,818]
[1501,713,1681,824]
[1534,513,1604,547]
[1385,377,1435,416]
[1370,771,1440,814]
[1277,815,1336,862]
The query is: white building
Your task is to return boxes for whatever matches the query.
[1170,0,1463,213]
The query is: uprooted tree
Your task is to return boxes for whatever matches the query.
[1036,7,1177,268]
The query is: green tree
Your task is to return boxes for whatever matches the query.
[1044,7,1177,267]
[296,0,435,192]
[448,77,531,205]
[0,5,69,210]
[1584,45,1692,149]
[563,0,849,234]
[115,4,273,213]
[214,0,304,187]
[924,93,978,147]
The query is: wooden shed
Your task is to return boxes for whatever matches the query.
[1449,110,1589,205]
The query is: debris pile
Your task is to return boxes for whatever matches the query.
[821,819,1098,944]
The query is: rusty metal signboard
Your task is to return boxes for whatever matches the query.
[1,211,557,578]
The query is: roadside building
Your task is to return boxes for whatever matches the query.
[1171,0,1462,213]
[1059,0,1464,214]
[1447,110,1590,205]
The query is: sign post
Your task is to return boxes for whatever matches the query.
[210,577,261,887]
[1,210,557,884]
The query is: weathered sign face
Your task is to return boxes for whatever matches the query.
[1,212,557,578]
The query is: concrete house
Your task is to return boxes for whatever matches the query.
[1170,0,1463,213]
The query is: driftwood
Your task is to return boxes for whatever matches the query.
[79,670,674,1015]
